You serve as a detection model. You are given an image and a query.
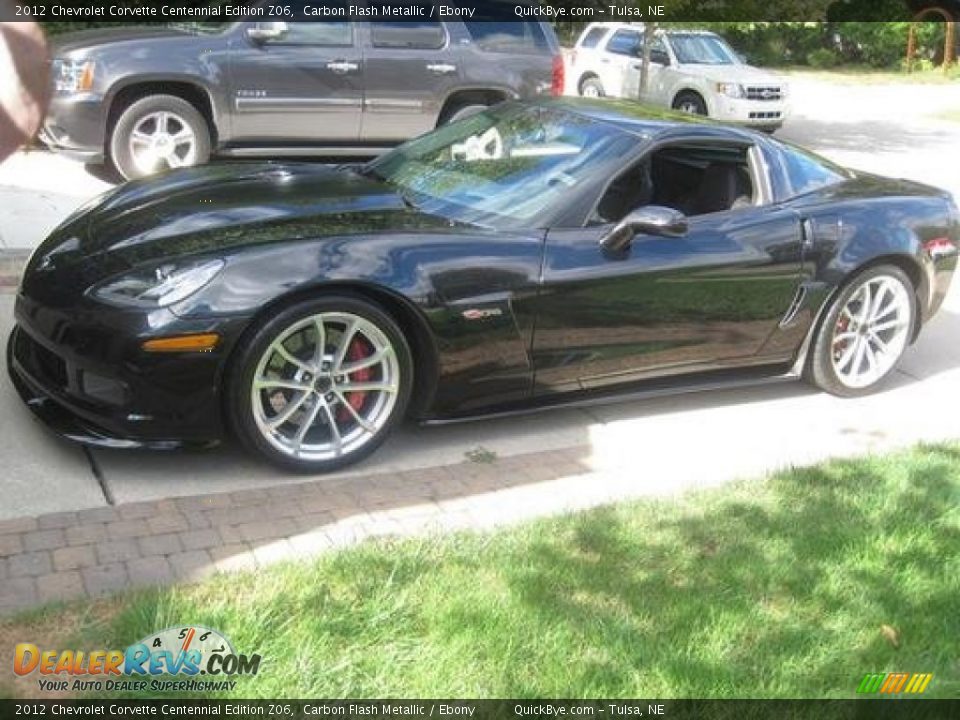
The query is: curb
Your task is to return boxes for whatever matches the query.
[0,445,596,617]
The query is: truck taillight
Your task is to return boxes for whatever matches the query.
[551,54,564,96]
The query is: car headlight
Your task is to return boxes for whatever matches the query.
[716,82,745,99]
[52,58,95,94]
[90,258,225,308]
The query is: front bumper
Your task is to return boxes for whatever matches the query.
[713,97,790,128]
[38,94,108,163]
[8,293,244,449]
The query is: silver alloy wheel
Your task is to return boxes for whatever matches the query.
[250,312,400,462]
[677,100,701,114]
[128,111,197,174]
[582,84,601,98]
[831,275,912,389]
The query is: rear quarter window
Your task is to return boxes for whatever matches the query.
[463,21,550,52]
[780,145,847,197]
[579,27,608,49]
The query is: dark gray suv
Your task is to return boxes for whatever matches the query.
[42,20,563,179]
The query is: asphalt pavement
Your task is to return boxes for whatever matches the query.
[1,75,959,522]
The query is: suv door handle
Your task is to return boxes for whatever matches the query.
[426,63,457,74]
[326,60,359,74]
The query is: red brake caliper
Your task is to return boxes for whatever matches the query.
[337,336,372,423]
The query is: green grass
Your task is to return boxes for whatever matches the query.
[4,444,959,699]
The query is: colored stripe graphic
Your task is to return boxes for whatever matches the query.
[858,673,933,695]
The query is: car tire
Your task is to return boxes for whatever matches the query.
[109,95,211,180]
[227,295,414,473]
[806,264,916,398]
[443,104,489,124]
[579,77,605,98]
[672,91,707,116]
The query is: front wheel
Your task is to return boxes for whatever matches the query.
[807,265,916,397]
[672,91,707,116]
[109,95,211,180]
[228,296,413,473]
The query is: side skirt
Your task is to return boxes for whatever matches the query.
[420,365,802,426]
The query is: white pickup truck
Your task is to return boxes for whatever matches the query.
[565,23,790,132]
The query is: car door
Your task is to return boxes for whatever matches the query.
[360,20,458,142]
[227,20,362,142]
[531,142,804,394]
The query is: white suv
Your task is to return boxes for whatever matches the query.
[566,23,790,132]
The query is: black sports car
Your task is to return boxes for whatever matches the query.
[9,99,959,472]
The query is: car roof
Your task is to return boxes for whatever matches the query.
[580,22,720,39]
[536,97,761,143]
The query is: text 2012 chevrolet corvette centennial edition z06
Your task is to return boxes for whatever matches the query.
[8,100,959,472]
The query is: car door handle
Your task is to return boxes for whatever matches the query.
[326,60,359,74]
[426,63,457,74]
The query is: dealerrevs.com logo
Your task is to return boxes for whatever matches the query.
[14,626,262,693]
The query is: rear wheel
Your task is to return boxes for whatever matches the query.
[109,95,211,180]
[579,77,605,98]
[228,296,413,473]
[443,104,489,124]
[807,265,916,397]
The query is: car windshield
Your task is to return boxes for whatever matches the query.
[363,104,640,228]
[670,34,738,65]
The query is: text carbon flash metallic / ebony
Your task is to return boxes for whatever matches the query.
[9,99,959,472]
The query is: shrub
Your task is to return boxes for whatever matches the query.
[807,48,838,68]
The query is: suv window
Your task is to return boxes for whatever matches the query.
[579,27,608,49]
[463,21,549,51]
[606,29,642,57]
[268,22,352,46]
[371,21,445,49]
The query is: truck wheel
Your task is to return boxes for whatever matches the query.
[579,77,605,98]
[673,91,707,116]
[109,95,211,180]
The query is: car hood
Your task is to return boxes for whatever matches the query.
[23,163,457,297]
[679,63,786,87]
[51,27,194,55]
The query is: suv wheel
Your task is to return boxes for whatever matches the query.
[673,91,707,116]
[109,95,211,180]
[443,104,489,124]
[579,77,605,98]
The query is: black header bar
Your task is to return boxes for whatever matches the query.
[0,0,932,23]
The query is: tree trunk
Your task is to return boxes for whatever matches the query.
[638,22,657,101]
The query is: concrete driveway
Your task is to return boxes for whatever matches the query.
[1,74,959,522]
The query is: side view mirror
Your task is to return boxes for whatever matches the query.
[247,22,289,43]
[600,206,688,252]
[650,49,671,66]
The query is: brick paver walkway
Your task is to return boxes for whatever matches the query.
[0,446,603,615]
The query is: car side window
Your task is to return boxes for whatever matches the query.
[594,143,757,224]
[579,27,608,49]
[605,29,641,57]
[781,146,846,197]
[371,21,446,50]
[265,22,353,47]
